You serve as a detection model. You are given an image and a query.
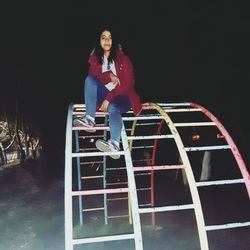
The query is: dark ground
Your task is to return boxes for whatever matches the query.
[0,165,65,250]
[0,162,249,250]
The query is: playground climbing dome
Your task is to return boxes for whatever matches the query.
[64,102,250,250]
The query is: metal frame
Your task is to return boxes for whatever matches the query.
[65,102,250,250]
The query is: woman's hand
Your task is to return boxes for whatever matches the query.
[100,100,110,112]
[110,73,120,86]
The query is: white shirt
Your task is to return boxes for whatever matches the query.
[102,56,117,91]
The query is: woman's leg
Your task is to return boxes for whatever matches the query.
[108,95,131,143]
[84,75,108,118]
[95,95,131,159]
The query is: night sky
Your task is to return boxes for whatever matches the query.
[1,1,250,173]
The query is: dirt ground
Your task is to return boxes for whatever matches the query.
[1,165,250,250]
[0,166,65,250]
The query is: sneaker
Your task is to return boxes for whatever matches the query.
[73,116,96,133]
[95,139,120,159]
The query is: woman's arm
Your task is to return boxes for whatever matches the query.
[105,55,135,102]
[88,55,112,84]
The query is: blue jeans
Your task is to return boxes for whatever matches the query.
[84,75,131,142]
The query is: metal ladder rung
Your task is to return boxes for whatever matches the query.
[127,134,174,140]
[174,122,216,127]
[135,173,151,176]
[107,197,128,201]
[115,165,183,173]
[73,111,108,117]
[72,188,129,196]
[106,181,128,186]
[164,108,202,112]
[139,203,152,207]
[81,175,104,180]
[108,214,129,219]
[79,135,103,139]
[133,159,149,163]
[79,147,96,151]
[137,187,151,191]
[83,207,105,212]
[139,204,194,214]
[80,160,103,165]
[185,145,230,152]
[72,151,125,158]
[106,167,126,171]
[206,221,250,231]
[73,233,135,245]
[133,164,184,172]
[156,102,191,107]
[126,122,160,127]
[72,126,109,131]
[122,115,163,121]
[73,103,86,108]
[132,145,154,149]
[196,178,245,187]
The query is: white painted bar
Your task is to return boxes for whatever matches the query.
[196,178,245,186]
[206,221,250,231]
[185,145,230,151]
[127,134,174,140]
[121,124,144,249]
[174,122,216,127]
[72,188,129,196]
[122,116,163,121]
[139,204,194,214]
[81,175,104,180]
[73,233,135,244]
[65,103,74,250]
[164,108,202,112]
[72,151,125,158]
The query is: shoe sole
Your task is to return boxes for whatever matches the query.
[95,140,120,159]
[73,120,96,133]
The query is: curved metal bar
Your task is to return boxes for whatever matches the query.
[190,102,250,199]
[129,106,160,226]
[150,118,165,226]
[65,103,74,250]
[121,122,144,250]
[75,129,83,225]
[148,102,209,250]
[103,115,108,225]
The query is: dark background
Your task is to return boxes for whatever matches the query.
[1,1,250,177]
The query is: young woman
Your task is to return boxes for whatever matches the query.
[74,28,142,159]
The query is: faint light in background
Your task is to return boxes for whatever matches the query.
[216,132,224,139]
[192,134,200,142]
[192,127,200,142]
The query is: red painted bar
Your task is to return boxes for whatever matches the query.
[133,165,184,172]
[190,102,250,199]
[72,126,109,131]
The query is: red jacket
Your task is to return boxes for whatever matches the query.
[88,47,142,116]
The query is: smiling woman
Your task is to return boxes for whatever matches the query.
[73,27,142,159]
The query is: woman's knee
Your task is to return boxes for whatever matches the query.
[108,102,120,115]
[85,75,98,87]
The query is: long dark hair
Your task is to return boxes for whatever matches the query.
[94,28,118,65]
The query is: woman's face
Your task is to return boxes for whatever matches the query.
[100,30,112,54]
